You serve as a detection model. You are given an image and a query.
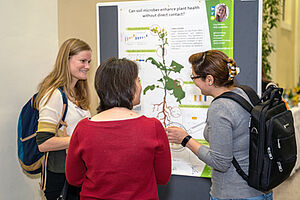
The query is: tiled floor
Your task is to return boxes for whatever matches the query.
[273,170,300,200]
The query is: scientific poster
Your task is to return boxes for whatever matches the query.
[98,0,234,177]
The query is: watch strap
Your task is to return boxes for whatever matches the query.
[181,135,192,147]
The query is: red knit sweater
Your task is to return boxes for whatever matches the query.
[66,116,171,200]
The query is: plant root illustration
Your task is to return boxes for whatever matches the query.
[143,27,185,127]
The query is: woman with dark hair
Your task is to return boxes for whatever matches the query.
[65,57,171,200]
[166,50,273,200]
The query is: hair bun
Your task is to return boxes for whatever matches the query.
[189,52,206,65]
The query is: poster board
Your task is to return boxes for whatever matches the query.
[97,0,262,199]
[119,0,234,178]
[97,0,234,178]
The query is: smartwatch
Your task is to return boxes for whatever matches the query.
[181,135,192,147]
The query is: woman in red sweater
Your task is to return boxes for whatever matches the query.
[66,57,171,200]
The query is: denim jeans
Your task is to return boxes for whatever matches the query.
[210,192,273,200]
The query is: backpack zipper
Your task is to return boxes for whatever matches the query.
[277,162,283,172]
[267,147,273,160]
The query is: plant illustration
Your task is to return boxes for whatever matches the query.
[143,27,185,127]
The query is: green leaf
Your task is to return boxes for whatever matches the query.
[165,76,174,90]
[173,87,186,104]
[170,60,184,73]
[164,76,185,103]
[143,84,156,95]
[146,57,163,70]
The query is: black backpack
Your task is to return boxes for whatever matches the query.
[214,85,297,192]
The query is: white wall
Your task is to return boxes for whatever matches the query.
[0,1,58,199]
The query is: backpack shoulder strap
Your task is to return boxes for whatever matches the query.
[213,90,253,183]
[41,88,69,190]
[238,85,260,106]
[232,157,249,182]
[57,87,68,128]
[214,91,253,113]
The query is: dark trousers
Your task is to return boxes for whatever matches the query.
[44,170,80,200]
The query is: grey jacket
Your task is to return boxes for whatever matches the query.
[198,88,264,199]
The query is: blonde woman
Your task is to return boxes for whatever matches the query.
[35,38,91,200]
[215,4,228,22]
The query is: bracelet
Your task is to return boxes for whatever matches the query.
[181,135,192,147]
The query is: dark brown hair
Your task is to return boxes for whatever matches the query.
[94,57,138,112]
[189,50,237,87]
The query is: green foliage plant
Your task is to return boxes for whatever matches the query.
[143,27,185,127]
[262,0,281,79]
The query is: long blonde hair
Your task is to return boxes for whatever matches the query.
[35,38,91,110]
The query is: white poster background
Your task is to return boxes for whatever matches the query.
[102,0,214,177]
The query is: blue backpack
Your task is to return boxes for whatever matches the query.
[17,87,68,174]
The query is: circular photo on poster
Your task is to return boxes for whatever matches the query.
[215,4,228,22]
